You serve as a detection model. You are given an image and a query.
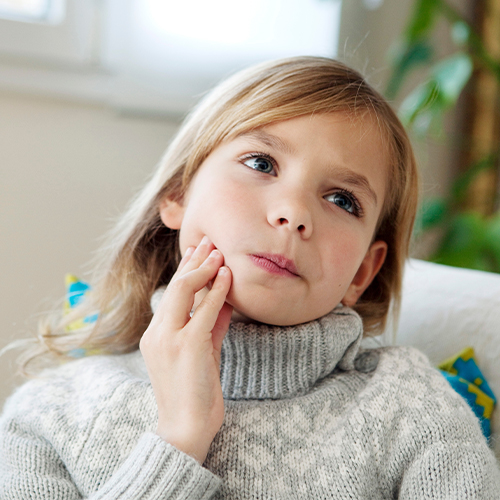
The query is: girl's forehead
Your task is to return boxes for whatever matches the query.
[234,112,390,159]
[231,110,388,143]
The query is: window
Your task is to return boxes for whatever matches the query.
[0,0,55,22]
[0,0,343,115]
[0,0,94,65]
[102,0,343,114]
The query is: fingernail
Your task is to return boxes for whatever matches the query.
[200,235,211,246]
[209,249,220,259]
[184,247,195,258]
[218,266,228,275]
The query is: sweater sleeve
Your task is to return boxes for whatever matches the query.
[0,357,222,500]
[0,419,220,500]
[90,433,221,499]
[398,439,500,499]
[375,347,500,499]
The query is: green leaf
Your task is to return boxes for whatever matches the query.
[398,52,472,134]
[412,105,446,137]
[386,41,433,98]
[406,0,440,42]
[451,155,497,202]
[431,52,473,105]
[440,212,486,252]
[433,212,489,270]
[399,80,440,128]
[484,214,500,271]
[451,21,470,46]
[418,197,448,230]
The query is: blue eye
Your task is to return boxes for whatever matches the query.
[325,190,362,217]
[242,155,276,175]
[331,193,353,212]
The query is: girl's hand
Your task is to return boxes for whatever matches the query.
[139,236,233,464]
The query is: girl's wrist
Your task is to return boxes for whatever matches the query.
[156,425,212,464]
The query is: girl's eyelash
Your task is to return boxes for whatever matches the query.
[239,152,277,168]
[328,188,364,218]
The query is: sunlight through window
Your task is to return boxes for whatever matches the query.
[123,0,342,81]
[101,0,343,113]
[138,0,341,58]
[0,0,52,21]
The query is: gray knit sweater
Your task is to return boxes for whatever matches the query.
[1,306,499,499]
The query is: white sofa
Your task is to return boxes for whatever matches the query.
[374,259,500,459]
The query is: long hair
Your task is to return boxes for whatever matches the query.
[21,56,419,373]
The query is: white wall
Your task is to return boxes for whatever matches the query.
[0,92,179,407]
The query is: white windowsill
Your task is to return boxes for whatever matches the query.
[0,58,195,118]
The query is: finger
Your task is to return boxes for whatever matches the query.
[153,246,194,317]
[175,246,195,274]
[176,236,215,277]
[171,242,207,282]
[189,265,232,336]
[170,237,212,282]
[161,250,225,330]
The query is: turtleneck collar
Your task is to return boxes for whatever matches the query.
[220,306,362,400]
[150,289,363,401]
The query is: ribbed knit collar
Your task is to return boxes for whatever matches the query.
[220,306,363,400]
[149,290,363,401]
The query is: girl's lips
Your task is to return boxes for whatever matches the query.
[249,254,299,277]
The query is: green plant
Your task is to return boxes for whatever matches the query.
[386,0,500,272]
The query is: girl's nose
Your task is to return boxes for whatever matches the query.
[267,196,313,239]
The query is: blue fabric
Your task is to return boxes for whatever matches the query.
[439,347,496,442]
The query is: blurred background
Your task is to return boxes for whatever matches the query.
[1,0,499,407]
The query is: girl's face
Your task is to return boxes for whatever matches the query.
[161,112,388,325]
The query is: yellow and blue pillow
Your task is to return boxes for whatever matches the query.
[64,274,99,358]
[439,347,496,442]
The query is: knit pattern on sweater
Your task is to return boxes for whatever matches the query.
[1,306,499,499]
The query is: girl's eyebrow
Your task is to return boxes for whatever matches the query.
[330,166,379,207]
[238,130,378,207]
[238,130,297,155]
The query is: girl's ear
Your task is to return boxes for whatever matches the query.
[341,240,388,307]
[159,197,185,230]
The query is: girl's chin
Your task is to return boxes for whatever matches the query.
[225,283,329,326]
[228,302,308,327]
[228,302,281,325]
[225,284,292,326]
[229,309,255,324]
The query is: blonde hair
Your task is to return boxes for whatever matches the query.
[22,56,419,372]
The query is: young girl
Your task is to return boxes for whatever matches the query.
[1,57,499,499]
